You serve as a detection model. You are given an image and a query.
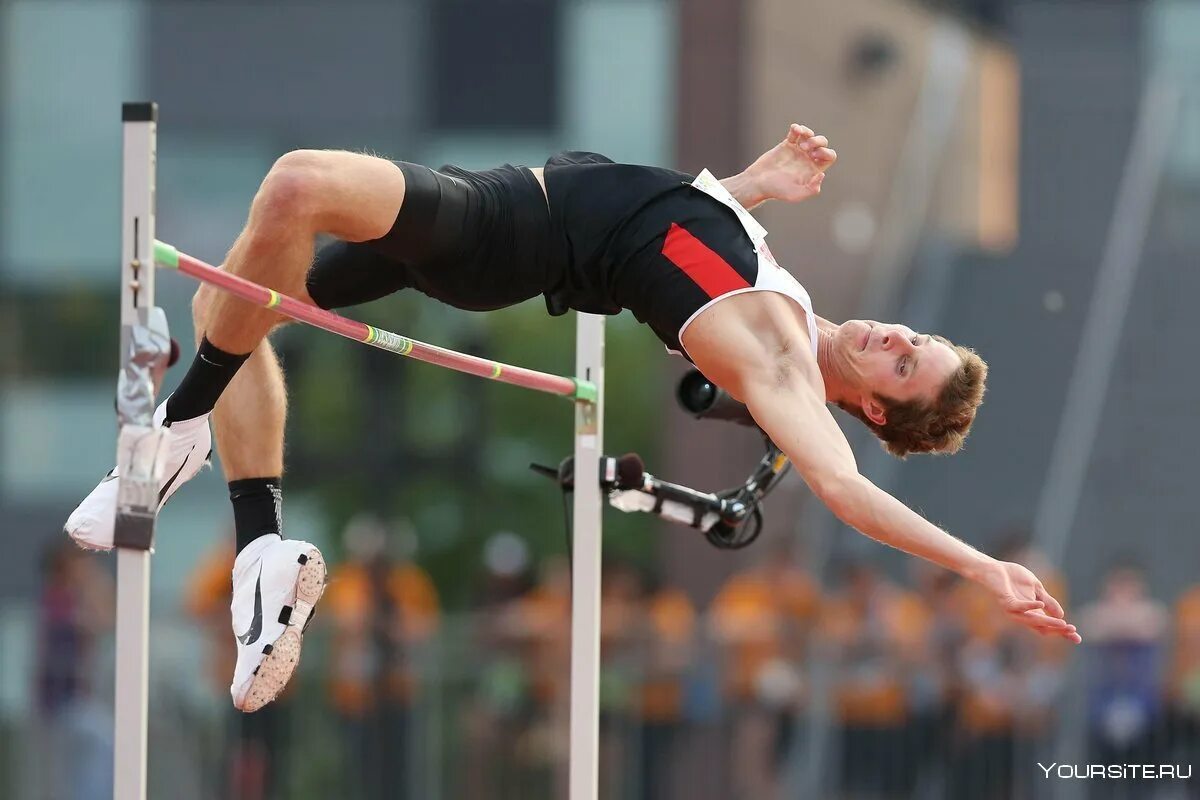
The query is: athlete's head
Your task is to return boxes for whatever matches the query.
[829,320,988,458]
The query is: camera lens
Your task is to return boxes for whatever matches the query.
[675,369,758,427]
[676,370,718,414]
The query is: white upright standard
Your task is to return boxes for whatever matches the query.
[113,101,166,800]
[569,313,605,800]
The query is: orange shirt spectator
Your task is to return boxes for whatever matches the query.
[638,584,697,723]
[184,542,237,697]
[820,562,928,727]
[324,557,440,716]
[1171,585,1200,713]
[710,558,819,705]
[955,547,1071,736]
[507,558,572,708]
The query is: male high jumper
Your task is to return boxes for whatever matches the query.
[67,124,1080,712]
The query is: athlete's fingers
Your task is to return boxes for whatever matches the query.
[807,172,825,191]
[1036,584,1066,619]
[1008,606,1065,623]
[805,134,829,150]
[1036,625,1081,642]
[815,147,837,165]
[1011,609,1071,630]
[1041,624,1080,642]
[787,124,807,144]
[1006,599,1045,614]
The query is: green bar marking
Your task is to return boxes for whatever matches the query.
[154,240,179,269]
[572,378,598,404]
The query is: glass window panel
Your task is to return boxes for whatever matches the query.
[561,0,676,166]
[431,0,559,131]
[0,0,143,285]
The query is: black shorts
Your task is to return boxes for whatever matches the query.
[305,161,554,312]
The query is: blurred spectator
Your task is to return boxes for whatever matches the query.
[1080,559,1168,797]
[710,545,819,800]
[904,563,966,795]
[1169,580,1200,780]
[323,515,440,800]
[598,562,643,799]
[33,540,114,800]
[949,538,1070,800]
[820,559,925,800]
[185,537,294,800]
[632,569,697,800]
[462,532,538,800]
[515,556,573,795]
[465,552,571,799]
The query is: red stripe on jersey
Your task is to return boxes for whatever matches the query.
[661,223,751,298]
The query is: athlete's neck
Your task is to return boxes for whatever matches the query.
[816,324,854,406]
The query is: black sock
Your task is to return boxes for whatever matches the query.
[230,477,283,554]
[164,337,251,423]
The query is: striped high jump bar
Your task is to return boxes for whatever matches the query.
[152,241,598,403]
[114,102,606,800]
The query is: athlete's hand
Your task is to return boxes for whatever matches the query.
[744,123,838,204]
[976,559,1082,643]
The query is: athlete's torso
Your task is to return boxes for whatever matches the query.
[540,151,695,315]
[535,152,819,359]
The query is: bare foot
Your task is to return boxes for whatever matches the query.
[745,123,838,204]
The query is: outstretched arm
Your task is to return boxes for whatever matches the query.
[750,370,1080,642]
[685,313,1079,643]
[721,123,838,209]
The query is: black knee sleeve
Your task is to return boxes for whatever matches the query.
[305,239,412,310]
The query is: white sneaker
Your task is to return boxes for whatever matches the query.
[65,399,212,551]
[229,535,327,713]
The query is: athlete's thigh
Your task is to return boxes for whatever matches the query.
[276,149,407,243]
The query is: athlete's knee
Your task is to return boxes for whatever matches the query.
[191,284,214,330]
[253,149,332,225]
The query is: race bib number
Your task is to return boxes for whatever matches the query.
[690,169,769,245]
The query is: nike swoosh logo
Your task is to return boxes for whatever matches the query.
[236,566,264,646]
[158,446,195,504]
[101,470,118,483]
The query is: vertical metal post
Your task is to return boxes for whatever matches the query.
[568,313,605,800]
[114,101,159,800]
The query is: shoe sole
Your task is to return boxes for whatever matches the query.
[238,548,327,713]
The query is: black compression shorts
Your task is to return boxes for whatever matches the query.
[305,161,554,312]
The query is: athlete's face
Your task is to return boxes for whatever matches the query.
[836,320,961,408]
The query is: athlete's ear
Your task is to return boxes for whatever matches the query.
[863,397,887,427]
